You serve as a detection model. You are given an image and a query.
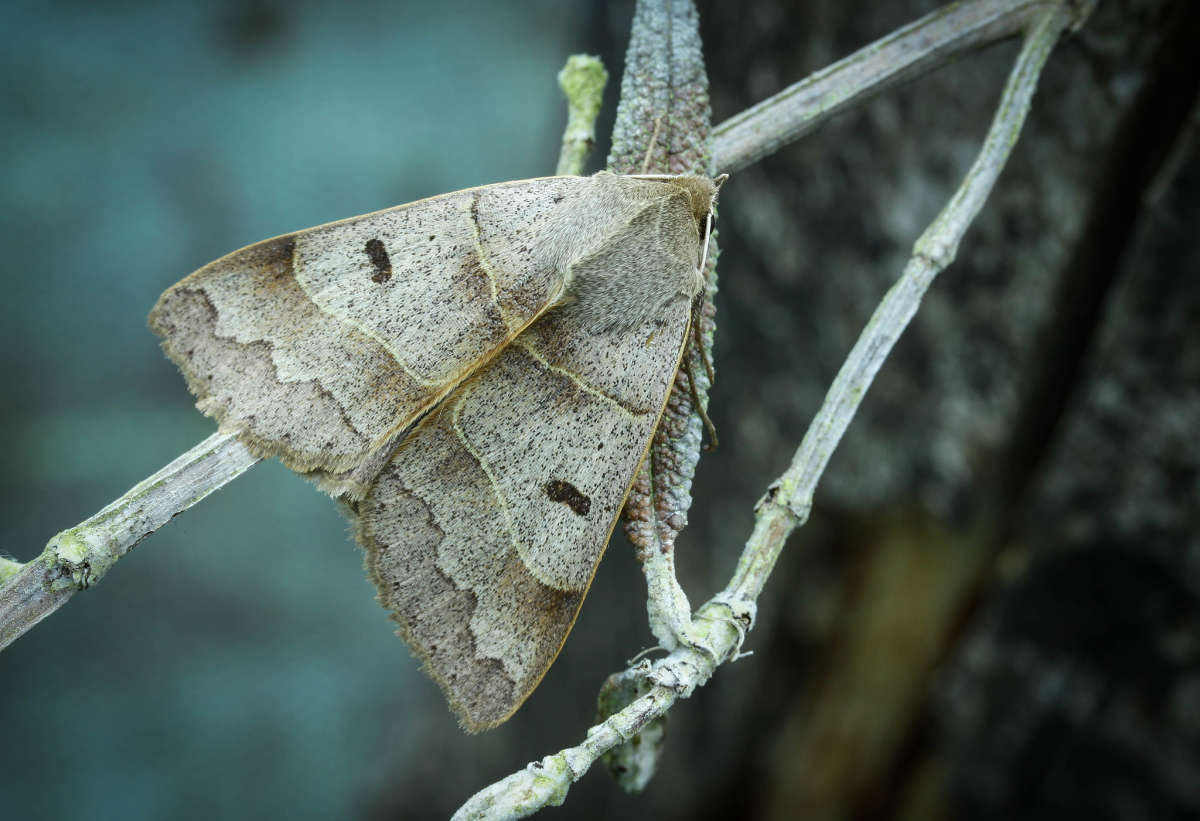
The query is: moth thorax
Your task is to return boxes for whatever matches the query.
[666,176,719,226]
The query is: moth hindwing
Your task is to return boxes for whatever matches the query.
[149,171,719,729]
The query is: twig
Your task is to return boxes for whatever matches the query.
[0,557,21,586]
[555,55,608,176]
[0,433,257,650]
[729,4,1074,599]
[712,0,1046,173]
[452,5,1079,818]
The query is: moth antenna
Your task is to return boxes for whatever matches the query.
[697,210,714,275]
[684,345,719,451]
[640,116,665,174]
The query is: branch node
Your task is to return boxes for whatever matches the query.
[756,477,804,519]
[645,654,702,696]
[45,528,115,590]
[701,592,758,658]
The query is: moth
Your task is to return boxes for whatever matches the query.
[149,171,721,730]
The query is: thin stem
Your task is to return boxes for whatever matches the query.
[0,557,21,586]
[711,0,1044,173]
[727,4,1069,605]
[556,55,608,176]
[0,433,257,650]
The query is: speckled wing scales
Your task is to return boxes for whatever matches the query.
[357,297,694,731]
[149,178,602,497]
[149,172,717,730]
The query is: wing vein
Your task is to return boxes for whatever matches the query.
[511,339,644,416]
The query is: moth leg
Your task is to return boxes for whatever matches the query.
[683,352,718,452]
[684,304,718,450]
[690,301,715,384]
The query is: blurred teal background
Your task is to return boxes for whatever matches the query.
[0,1,641,818]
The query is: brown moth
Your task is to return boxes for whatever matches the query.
[149,171,720,730]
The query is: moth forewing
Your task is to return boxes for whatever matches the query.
[150,176,590,492]
[150,171,719,730]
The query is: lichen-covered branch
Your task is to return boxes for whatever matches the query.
[0,433,257,650]
[0,557,21,586]
[452,605,748,821]
[555,55,608,176]
[452,4,1081,818]
[604,0,718,784]
[712,0,1052,173]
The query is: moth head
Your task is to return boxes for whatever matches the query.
[666,174,725,229]
[664,174,726,275]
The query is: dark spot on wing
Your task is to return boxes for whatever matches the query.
[364,238,392,283]
[544,479,591,517]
